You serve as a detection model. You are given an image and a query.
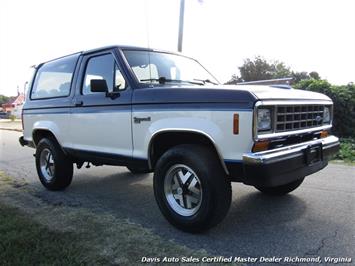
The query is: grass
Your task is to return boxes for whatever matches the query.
[0,172,211,265]
[0,203,110,266]
[333,138,355,163]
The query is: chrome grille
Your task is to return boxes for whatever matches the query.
[275,105,324,132]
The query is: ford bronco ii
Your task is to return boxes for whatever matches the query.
[19,46,339,232]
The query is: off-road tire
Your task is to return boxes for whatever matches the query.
[153,144,231,233]
[35,137,73,191]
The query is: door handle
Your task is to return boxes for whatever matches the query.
[74,100,83,107]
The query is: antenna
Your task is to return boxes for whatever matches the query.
[178,0,185,52]
[144,0,152,82]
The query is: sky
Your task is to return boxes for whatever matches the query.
[0,0,354,96]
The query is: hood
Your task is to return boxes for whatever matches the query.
[132,84,332,108]
[229,85,332,102]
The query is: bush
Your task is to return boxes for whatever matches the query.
[334,138,355,163]
[9,115,16,121]
[294,80,355,138]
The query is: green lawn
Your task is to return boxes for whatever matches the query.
[0,203,110,266]
[0,171,210,265]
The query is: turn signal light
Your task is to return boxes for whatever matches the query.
[233,114,239,135]
[320,130,328,138]
[252,140,269,152]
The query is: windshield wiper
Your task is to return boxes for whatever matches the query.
[193,79,218,85]
[140,77,204,85]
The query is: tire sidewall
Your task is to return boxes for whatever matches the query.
[35,138,72,190]
[154,146,222,230]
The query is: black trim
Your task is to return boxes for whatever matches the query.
[132,87,256,108]
[227,142,339,187]
[243,156,328,187]
[19,136,35,148]
[23,107,71,115]
[23,102,253,115]
[133,102,252,111]
[225,161,244,182]
[64,148,149,169]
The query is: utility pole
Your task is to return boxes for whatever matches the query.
[177,0,185,52]
[23,81,28,97]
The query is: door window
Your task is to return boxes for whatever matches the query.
[83,54,126,95]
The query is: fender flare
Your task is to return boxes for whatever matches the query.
[147,128,229,175]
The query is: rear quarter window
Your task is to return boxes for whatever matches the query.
[31,54,79,99]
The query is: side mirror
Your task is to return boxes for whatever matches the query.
[90,79,120,99]
[90,79,109,93]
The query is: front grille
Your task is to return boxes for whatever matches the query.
[275,105,324,132]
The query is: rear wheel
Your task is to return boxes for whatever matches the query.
[254,177,305,196]
[153,144,231,233]
[35,138,73,191]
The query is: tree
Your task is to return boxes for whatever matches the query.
[226,57,322,84]
[0,95,10,105]
[225,74,242,85]
[291,71,310,83]
[239,56,273,82]
[309,71,320,80]
[227,56,292,84]
[272,62,292,79]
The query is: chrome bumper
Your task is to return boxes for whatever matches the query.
[243,136,339,165]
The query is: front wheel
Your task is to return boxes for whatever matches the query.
[35,138,73,191]
[254,177,305,196]
[153,144,231,233]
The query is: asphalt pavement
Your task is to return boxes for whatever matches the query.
[0,130,354,263]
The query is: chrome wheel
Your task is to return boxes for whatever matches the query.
[39,148,55,182]
[164,164,202,216]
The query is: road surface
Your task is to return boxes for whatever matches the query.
[0,130,354,262]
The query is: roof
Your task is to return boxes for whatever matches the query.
[83,45,151,54]
[82,45,182,56]
[38,45,184,68]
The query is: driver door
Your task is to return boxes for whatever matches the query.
[69,51,132,159]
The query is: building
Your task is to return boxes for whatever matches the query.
[1,93,25,118]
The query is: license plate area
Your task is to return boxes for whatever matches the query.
[304,143,323,165]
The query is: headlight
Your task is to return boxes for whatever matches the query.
[257,108,272,131]
[323,106,331,123]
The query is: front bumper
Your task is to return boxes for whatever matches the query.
[241,135,339,187]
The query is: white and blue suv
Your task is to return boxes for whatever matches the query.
[19,46,339,232]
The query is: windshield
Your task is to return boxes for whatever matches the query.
[122,50,219,86]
